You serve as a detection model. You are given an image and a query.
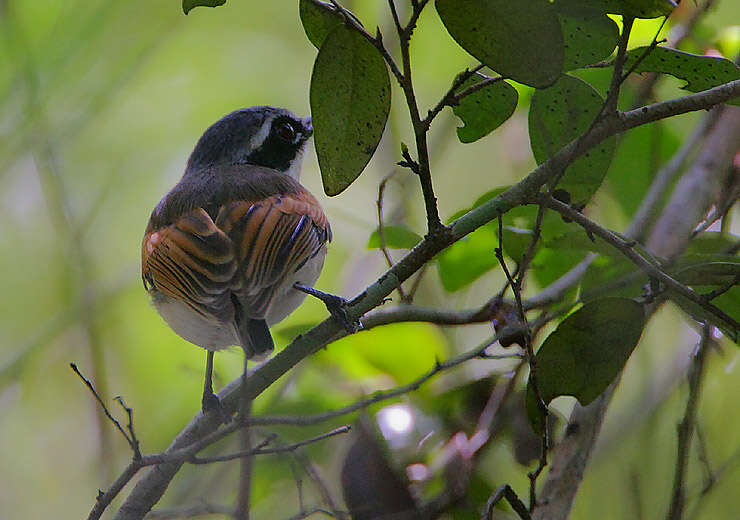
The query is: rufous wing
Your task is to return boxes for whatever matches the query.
[216,190,331,317]
[142,208,237,320]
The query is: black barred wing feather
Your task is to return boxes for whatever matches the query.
[216,192,331,317]
[142,208,237,320]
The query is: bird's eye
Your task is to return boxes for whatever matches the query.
[275,121,296,142]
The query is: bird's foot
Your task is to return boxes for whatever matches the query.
[202,391,232,425]
[294,282,361,333]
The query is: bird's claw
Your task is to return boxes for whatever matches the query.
[293,282,361,334]
[202,392,232,425]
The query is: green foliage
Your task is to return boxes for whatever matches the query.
[556,7,619,70]
[529,74,616,205]
[554,0,676,18]
[182,0,226,15]
[625,47,740,106]
[605,122,681,218]
[367,225,423,249]
[527,298,646,431]
[435,0,564,88]
[310,24,391,196]
[452,76,518,143]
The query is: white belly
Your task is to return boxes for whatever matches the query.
[151,246,327,351]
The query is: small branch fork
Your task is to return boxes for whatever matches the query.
[483,484,531,520]
[70,363,141,460]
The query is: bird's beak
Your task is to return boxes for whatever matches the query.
[302,117,313,139]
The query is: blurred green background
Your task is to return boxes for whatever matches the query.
[1,1,739,518]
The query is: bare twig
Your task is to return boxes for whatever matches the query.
[248,334,524,428]
[190,427,351,464]
[543,196,739,336]
[483,484,531,520]
[375,172,410,302]
[115,396,142,460]
[147,503,234,518]
[495,216,547,511]
[71,363,141,459]
[605,16,635,115]
[666,326,712,520]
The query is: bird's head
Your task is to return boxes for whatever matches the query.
[185,106,313,180]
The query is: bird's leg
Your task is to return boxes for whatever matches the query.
[293,282,360,333]
[201,351,231,424]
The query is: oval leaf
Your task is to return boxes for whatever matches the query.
[557,7,619,70]
[529,74,616,205]
[527,297,645,431]
[310,25,391,196]
[554,0,676,18]
[182,0,226,15]
[452,76,518,143]
[367,225,423,250]
[435,0,564,88]
[624,47,740,106]
[299,0,363,49]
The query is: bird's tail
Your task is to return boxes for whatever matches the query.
[238,317,274,361]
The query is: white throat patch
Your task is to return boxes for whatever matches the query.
[284,144,306,180]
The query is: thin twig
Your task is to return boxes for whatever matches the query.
[543,196,740,336]
[666,325,712,520]
[286,507,339,520]
[70,363,140,458]
[495,217,548,511]
[422,64,486,129]
[190,427,351,464]
[115,396,142,460]
[147,503,234,518]
[605,16,635,115]
[375,172,410,303]
[483,484,531,520]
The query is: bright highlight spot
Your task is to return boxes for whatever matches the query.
[378,404,414,438]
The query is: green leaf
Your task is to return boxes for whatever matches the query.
[437,213,536,292]
[670,292,739,343]
[435,0,564,88]
[367,225,423,249]
[671,257,740,287]
[310,25,391,196]
[684,232,739,256]
[624,47,740,106]
[529,74,616,204]
[554,0,676,18]
[527,298,645,431]
[437,223,499,292]
[299,0,342,49]
[182,0,226,15]
[452,76,518,143]
[544,230,620,257]
[605,122,681,218]
[581,256,646,301]
[557,7,619,70]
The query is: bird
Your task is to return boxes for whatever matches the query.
[141,105,336,419]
